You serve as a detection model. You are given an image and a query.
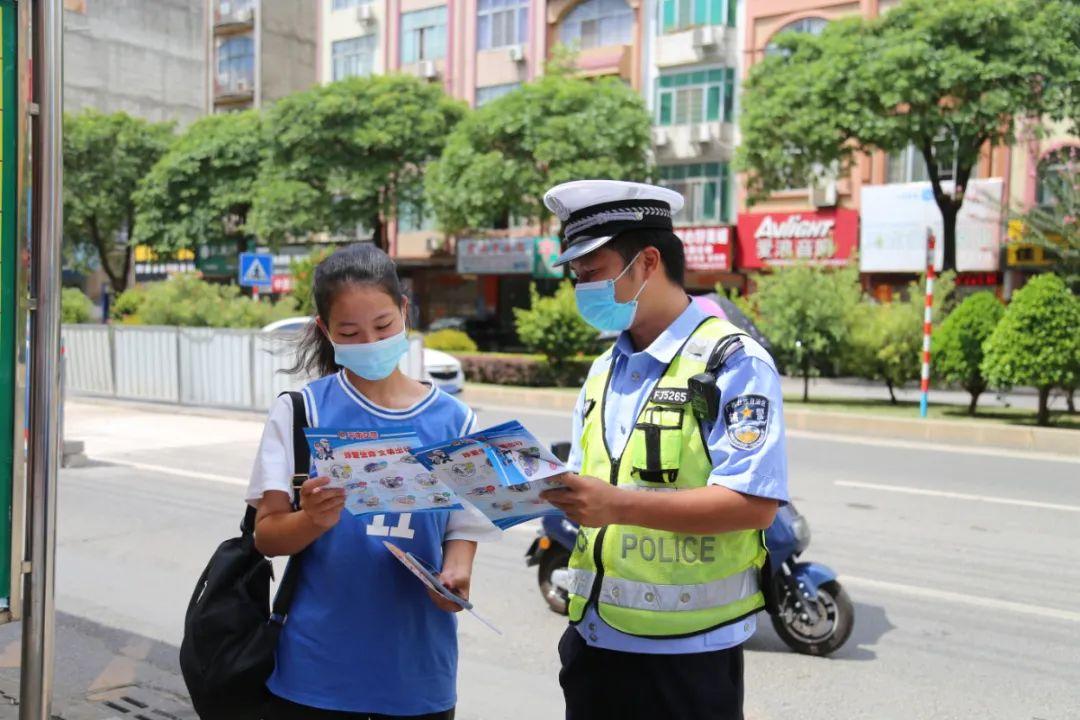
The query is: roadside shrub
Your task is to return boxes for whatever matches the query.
[289,247,333,316]
[982,273,1080,426]
[932,291,1004,415]
[61,287,94,324]
[109,273,296,328]
[424,328,478,353]
[457,353,593,388]
[514,281,598,369]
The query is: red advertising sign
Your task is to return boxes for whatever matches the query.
[736,209,858,269]
[271,274,294,294]
[678,226,732,271]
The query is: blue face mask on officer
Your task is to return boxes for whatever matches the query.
[574,252,649,333]
[331,315,410,381]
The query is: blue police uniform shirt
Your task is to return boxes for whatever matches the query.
[249,371,481,714]
[566,299,789,654]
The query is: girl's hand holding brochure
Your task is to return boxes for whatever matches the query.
[299,476,346,529]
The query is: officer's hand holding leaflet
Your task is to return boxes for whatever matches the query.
[542,473,776,533]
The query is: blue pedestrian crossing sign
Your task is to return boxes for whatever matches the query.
[239,252,273,288]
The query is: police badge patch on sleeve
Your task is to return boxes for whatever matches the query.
[723,395,770,450]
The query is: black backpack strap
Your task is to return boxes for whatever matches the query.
[270,390,310,625]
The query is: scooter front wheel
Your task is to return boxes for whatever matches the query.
[770,579,854,657]
[537,548,572,615]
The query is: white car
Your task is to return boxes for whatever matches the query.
[261,317,465,394]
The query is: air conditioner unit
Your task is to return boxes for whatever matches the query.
[692,26,719,50]
[508,44,526,63]
[356,3,376,24]
[236,78,250,92]
[691,123,714,145]
[809,178,838,207]
[653,128,670,147]
[418,59,439,79]
[240,7,254,22]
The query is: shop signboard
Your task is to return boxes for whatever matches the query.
[678,226,733,271]
[860,179,1003,272]
[457,237,534,275]
[736,209,858,269]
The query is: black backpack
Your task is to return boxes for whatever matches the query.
[180,391,309,719]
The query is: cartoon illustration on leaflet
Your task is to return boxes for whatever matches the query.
[313,439,334,461]
[364,460,389,473]
[415,473,438,487]
[329,464,353,483]
[394,495,418,507]
[451,462,477,479]
[467,485,497,497]
[380,476,405,490]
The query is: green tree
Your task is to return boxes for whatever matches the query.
[134,110,263,261]
[750,264,862,401]
[288,247,334,316]
[932,291,1004,414]
[60,287,94,324]
[737,0,1080,271]
[63,110,174,292]
[252,75,465,249]
[1009,160,1079,293]
[514,281,598,384]
[843,272,955,403]
[427,66,652,235]
[982,274,1080,426]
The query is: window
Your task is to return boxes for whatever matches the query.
[656,68,734,125]
[332,36,376,80]
[658,163,730,224]
[661,0,734,33]
[216,0,255,23]
[476,82,521,106]
[332,0,369,11]
[885,142,976,184]
[399,199,437,233]
[1036,147,1078,209]
[216,35,254,94]
[764,17,828,56]
[559,0,633,50]
[478,0,529,50]
[401,7,447,63]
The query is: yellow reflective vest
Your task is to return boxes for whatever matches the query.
[566,317,767,637]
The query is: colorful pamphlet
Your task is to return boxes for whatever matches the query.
[304,427,463,517]
[411,421,568,529]
[383,541,501,634]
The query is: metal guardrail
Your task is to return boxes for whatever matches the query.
[61,325,426,411]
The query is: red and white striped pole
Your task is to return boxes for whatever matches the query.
[920,228,936,418]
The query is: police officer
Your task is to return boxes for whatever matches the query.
[540,180,789,720]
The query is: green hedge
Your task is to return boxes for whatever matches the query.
[455,352,593,388]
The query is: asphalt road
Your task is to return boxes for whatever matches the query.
[8,398,1078,719]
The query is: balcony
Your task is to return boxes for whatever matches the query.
[575,44,633,83]
[655,25,736,68]
[214,71,255,104]
[214,0,256,33]
[652,122,734,161]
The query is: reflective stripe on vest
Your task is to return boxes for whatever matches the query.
[566,567,759,613]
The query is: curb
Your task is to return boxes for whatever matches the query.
[461,384,1080,458]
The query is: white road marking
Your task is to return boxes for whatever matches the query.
[844,575,1080,624]
[96,457,248,487]
[789,429,1080,464]
[835,480,1080,513]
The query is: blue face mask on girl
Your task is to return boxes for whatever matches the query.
[574,252,648,333]
[332,318,410,381]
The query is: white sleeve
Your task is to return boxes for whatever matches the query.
[445,504,501,542]
[246,395,296,506]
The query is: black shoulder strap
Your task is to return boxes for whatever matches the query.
[270,390,310,625]
[705,333,746,376]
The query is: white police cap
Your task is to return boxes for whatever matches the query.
[543,180,685,266]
